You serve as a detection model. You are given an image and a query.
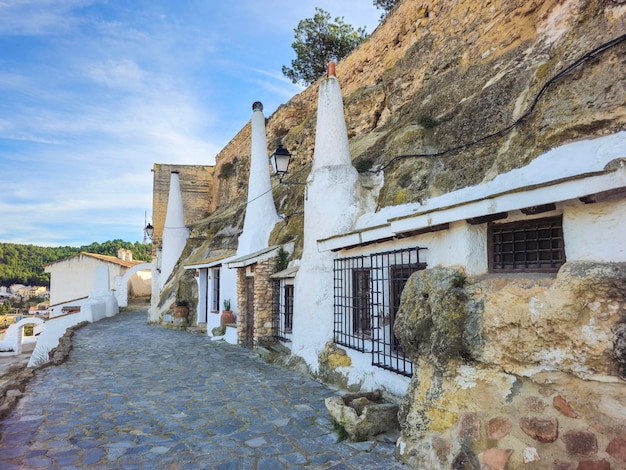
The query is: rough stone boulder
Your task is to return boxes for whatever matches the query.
[393,262,626,468]
[394,266,478,368]
[477,261,626,379]
[325,390,400,442]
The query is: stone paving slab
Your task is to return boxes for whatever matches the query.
[0,310,405,469]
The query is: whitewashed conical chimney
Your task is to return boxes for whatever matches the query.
[302,62,360,259]
[160,171,189,289]
[237,101,280,255]
[292,62,361,368]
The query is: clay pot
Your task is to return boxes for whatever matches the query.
[220,310,235,326]
[174,305,189,318]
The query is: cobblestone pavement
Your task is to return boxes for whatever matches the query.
[0,309,405,469]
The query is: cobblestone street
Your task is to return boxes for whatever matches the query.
[0,308,404,469]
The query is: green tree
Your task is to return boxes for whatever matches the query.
[282,7,368,86]
[373,0,400,19]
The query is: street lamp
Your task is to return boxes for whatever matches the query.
[269,144,292,182]
[270,144,307,204]
[145,223,154,239]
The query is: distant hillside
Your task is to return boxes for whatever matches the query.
[0,240,152,287]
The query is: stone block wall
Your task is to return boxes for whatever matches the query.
[234,258,276,347]
[235,268,247,346]
[253,258,275,341]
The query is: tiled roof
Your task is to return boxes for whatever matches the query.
[81,252,145,268]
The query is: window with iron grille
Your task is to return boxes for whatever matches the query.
[271,279,293,342]
[370,248,426,377]
[284,284,294,333]
[334,247,426,376]
[334,255,371,352]
[489,216,565,273]
[352,269,371,337]
[211,268,220,312]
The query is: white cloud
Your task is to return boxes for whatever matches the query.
[0,0,97,36]
[85,59,147,89]
[0,0,381,245]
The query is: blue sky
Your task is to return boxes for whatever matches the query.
[0,0,381,247]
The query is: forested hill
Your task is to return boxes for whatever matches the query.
[0,240,152,287]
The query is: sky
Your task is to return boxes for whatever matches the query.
[0,0,382,247]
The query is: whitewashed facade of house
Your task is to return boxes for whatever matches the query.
[46,251,150,314]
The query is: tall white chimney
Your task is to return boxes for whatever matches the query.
[237,101,280,255]
[292,62,361,369]
[160,171,189,289]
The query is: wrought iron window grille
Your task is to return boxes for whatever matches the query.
[334,247,426,377]
[488,216,565,273]
[271,279,293,342]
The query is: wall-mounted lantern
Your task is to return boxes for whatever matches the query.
[145,223,154,239]
[270,144,308,204]
[269,145,292,182]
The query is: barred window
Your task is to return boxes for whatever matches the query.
[284,284,294,334]
[352,269,371,337]
[334,255,371,352]
[489,216,565,273]
[370,248,426,377]
[271,279,293,342]
[334,247,426,376]
[211,268,220,311]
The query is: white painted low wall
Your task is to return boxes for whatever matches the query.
[210,324,237,345]
[28,310,88,366]
[0,317,45,354]
[207,312,221,335]
[343,348,411,398]
[28,294,119,367]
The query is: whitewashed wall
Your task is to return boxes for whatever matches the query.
[46,255,124,306]
[286,133,626,394]
[564,199,626,262]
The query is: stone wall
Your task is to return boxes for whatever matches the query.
[394,262,626,468]
[235,268,247,346]
[210,122,253,215]
[234,258,276,347]
[253,258,275,341]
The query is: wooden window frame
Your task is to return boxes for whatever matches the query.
[488,216,565,273]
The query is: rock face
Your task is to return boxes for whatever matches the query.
[160,0,625,315]
[394,267,473,369]
[394,262,626,468]
[478,262,626,379]
[187,0,626,259]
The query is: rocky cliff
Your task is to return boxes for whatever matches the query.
[188,0,625,260]
[394,262,626,468]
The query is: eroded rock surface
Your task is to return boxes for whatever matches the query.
[394,262,626,468]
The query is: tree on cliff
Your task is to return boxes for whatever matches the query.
[282,7,368,86]
[373,0,400,19]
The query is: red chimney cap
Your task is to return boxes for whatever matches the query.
[327,61,336,77]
